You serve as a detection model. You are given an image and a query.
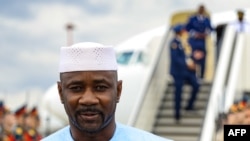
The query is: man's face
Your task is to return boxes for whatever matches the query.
[198,5,205,15]
[3,113,16,132]
[58,71,122,133]
[238,13,244,21]
[243,108,250,124]
[25,116,36,129]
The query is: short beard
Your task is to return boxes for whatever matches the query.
[68,106,115,134]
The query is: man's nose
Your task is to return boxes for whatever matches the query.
[78,89,99,105]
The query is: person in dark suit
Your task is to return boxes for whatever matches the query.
[185,4,213,79]
[170,24,200,122]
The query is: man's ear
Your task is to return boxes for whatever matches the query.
[116,80,123,103]
[57,81,64,104]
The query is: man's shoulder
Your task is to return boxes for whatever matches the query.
[170,39,181,50]
[41,126,72,141]
[114,123,173,141]
[170,38,179,44]
[188,15,196,20]
[188,15,210,20]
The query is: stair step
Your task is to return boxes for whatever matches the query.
[154,126,201,135]
[158,108,205,117]
[160,100,208,109]
[161,135,198,141]
[164,92,210,100]
[166,84,211,93]
[155,117,203,126]
[167,81,211,87]
[153,82,212,141]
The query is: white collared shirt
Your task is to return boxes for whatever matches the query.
[230,20,250,33]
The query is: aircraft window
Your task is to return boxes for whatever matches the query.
[116,51,133,65]
[137,51,149,65]
[137,52,144,63]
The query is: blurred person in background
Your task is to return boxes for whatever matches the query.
[230,10,250,33]
[0,101,7,137]
[1,111,16,141]
[215,99,250,141]
[13,104,27,141]
[185,4,213,80]
[23,107,42,141]
[170,24,200,122]
[242,104,250,124]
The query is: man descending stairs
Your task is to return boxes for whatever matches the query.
[153,81,212,141]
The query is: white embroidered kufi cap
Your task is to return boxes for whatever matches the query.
[59,42,118,73]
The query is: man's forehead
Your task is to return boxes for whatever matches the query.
[61,71,116,79]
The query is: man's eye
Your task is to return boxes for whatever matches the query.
[95,85,107,91]
[69,86,82,91]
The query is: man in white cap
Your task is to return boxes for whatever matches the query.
[42,42,173,141]
[230,10,250,33]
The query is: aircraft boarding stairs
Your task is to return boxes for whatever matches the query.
[152,81,211,141]
[129,24,250,141]
[151,23,215,141]
[150,25,250,141]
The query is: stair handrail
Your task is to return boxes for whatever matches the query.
[199,25,236,141]
[223,33,245,113]
[127,25,172,127]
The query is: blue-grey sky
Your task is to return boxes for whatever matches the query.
[0,0,250,97]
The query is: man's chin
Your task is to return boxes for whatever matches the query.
[81,127,102,134]
[77,122,103,133]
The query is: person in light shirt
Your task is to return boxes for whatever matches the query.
[41,42,173,141]
[230,10,250,33]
